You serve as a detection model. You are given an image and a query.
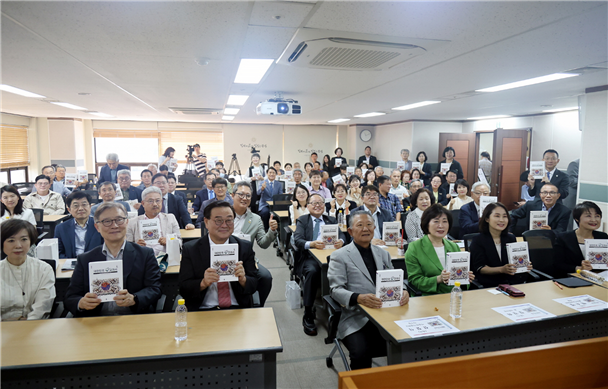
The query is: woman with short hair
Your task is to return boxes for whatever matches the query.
[159,147,178,173]
[404,188,436,243]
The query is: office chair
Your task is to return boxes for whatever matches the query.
[30,208,47,242]
[391,256,422,297]
[83,190,100,204]
[271,194,292,211]
[522,229,556,279]
[449,209,461,240]
[11,182,35,195]
[463,233,479,252]
[323,295,350,371]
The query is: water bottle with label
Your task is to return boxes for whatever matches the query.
[187,200,193,215]
[175,299,188,341]
[450,282,462,319]
[337,210,345,229]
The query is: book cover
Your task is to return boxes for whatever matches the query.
[332,174,344,185]
[446,252,470,285]
[382,221,401,246]
[114,184,124,201]
[449,183,457,197]
[529,211,548,230]
[284,170,293,181]
[361,168,368,178]
[89,260,123,302]
[320,224,339,249]
[169,158,178,169]
[140,218,161,244]
[211,243,239,282]
[285,180,296,194]
[335,159,342,167]
[506,242,531,274]
[77,170,88,182]
[207,156,218,169]
[64,173,78,188]
[477,168,488,185]
[440,163,451,175]
[396,161,405,170]
[375,269,403,308]
[252,167,262,180]
[585,239,608,269]
[479,195,497,214]
[411,162,421,171]
[347,167,355,177]
[530,161,545,180]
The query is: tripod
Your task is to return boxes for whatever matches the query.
[228,153,242,177]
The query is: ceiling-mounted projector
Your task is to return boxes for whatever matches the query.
[256,98,302,115]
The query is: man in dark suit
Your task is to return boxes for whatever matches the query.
[356,146,378,168]
[178,201,258,311]
[294,193,346,336]
[459,182,491,238]
[167,174,187,207]
[351,185,394,245]
[64,202,162,317]
[98,153,130,184]
[192,172,216,212]
[527,149,569,203]
[257,167,284,230]
[511,183,571,236]
[137,174,194,229]
[56,191,103,258]
[117,169,142,209]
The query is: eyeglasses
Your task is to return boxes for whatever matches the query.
[117,177,130,182]
[70,203,90,209]
[363,193,379,198]
[235,192,252,200]
[309,202,325,207]
[145,199,163,205]
[153,181,166,186]
[214,185,227,190]
[543,157,558,161]
[540,191,557,196]
[96,217,127,227]
[209,218,234,227]
[473,191,491,196]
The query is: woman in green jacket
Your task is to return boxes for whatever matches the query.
[405,204,475,295]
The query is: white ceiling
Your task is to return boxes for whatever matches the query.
[1,1,607,125]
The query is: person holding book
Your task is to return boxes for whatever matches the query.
[440,170,458,199]
[1,219,56,321]
[404,188,435,243]
[435,146,464,180]
[329,148,347,178]
[426,174,449,206]
[459,182,491,238]
[347,175,363,207]
[415,151,433,186]
[90,181,132,215]
[1,185,36,226]
[448,179,473,211]
[308,170,331,199]
[159,147,178,173]
[137,174,194,230]
[117,169,143,210]
[554,201,608,277]
[470,202,531,287]
[192,172,216,212]
[405,204,475,295]
[351,185,394,246]
[257,167,283,230]
[328,183,356,218]
[247,153,266,213]
[378,175,403,221]
[56,191,103,258]
[526,149,569,202]
[195,177,234,228]
[399,149,413,172]
[510,183,570,236]
[293,193,346,336]
[23,174,66,215]
[64,202,162,317]
[290,184,311,224]
[328,210,410,370]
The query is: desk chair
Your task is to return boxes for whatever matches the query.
[463,233,479,252]
[83,190,100,204]
[522,230,556,279]
[12,182,35,195]
[271,194,292,211]
[39,259,64,318]
[323,295,350,371]
[449,209,460,240]
[391,256,422,297]
[31,208,48,242]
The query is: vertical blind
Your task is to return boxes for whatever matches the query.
[0,125,29,168]
[159,131,224,163]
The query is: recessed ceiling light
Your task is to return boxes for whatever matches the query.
[392,101,441,111]
[227,95,249,105]
[0,84,46,98]
[87,111,114,118]
[224,108,240,115]
[222,115,235,121]
[234,59,274,84]
[50,102,87,110]
[542,107,579,113]
[354,112,386,118]
[327,118,351,123]
[476,73,579,93]
[467,115,511,120]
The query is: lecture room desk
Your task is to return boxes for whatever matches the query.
[1,308,283,389]
[360,280,608,365]
[42,213,70,238]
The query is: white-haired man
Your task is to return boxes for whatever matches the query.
[99,153,129,183]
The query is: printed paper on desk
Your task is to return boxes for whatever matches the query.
[506,241,531,274]
[376,269,403,308]
[492,303,556,322]
[382,221,401,246]
[446,252,470,285]
[140,218,161,245]
[529,211,548,230]
[585,239,608,269]
[396,161,405,170]
[89,260,123,302]
[553,295,608,312]
[440,163,451,175]
[411,162,421,171]
[64,173,78,188]
[211,243,239,282]
[395,316,460,338]
[347,167,355,177]
[530,161,545,180]
[479,196,497,214]
[320,224,339,249]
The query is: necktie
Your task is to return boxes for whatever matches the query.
[217,282,231,308]
[269,182,273,193]
[313,218,321,241]
[546,171,551,181]
[161,197,166,213]
[210,190,215,200]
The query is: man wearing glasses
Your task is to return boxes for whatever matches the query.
[138,174,194,230]
[459,182,491,238]
[294,194,346,336]
[23,174,66,215]
[195,177,233,229]
[352,185,395,246]
[178,201,258,311]
[64,202,162,317]
[510,183,571,236]
[117,169,143,209]
[55,191,103,258]
[527,149,569,202]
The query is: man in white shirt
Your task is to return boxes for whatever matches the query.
[389,169,409,199]
[23,174,66,215]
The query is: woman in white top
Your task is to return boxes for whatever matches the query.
[159,147,178,173]
[346,175,363,207]
[1,185,36,226]
[289,184,310,225]
[1,219,56,321]
[328,184,354,218]
[405,188,435,243]
[448,179,474,211]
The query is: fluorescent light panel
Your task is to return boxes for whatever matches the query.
[227,95,249,105]
[476,73,579,93]
[87,112,114,118]
[222,115,235,121]
[542,107,578,113]
[467,115,510,120]
[234,59,274,84]
[327,118,350,123]
[392,101,441,111]
[224,108,240,115]
[0,84,46,98]
[50,102,87,110]
[354,112,385,118]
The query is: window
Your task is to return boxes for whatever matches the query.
[93,130,159,178]
[159,131,224,176]
[1,125,29,169]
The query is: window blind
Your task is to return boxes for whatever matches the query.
[159,131,224,163]
[93,130,159,138]
[0,125,29,168]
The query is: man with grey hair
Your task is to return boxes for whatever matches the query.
[98,153,129,183]
[64,202,162,317]
[374,165,384,178]
[292,168,304,186]
[117,169,142,209]
[328,210,409,370]
[409,179,424,195]
[459,181,491,238]
[399,149,412,172]
[147,164,158,176]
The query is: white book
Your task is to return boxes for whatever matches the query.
[139,218,161,245]
[478,168,488,185]
[347,167,355,177]
[396,161,405,170]
[207,156,218,169]
[411,162,421,171]
[285,181,296,194]
[375,269,403,308]
[361,169,368,178]
[335,159,342,167]
[77,170,88,182]
[169,158,178,168]
[530,161,545,180]
[211,243,239,282]
[114,184,124,200]
[284,170,293,181]
[585,239,608,269]
[332,174,344,185]
[252,167,262,180]
[479,196,497,214]
[320,224,339,249]
[446,252,470,285]
[440,163,451,175]
[89,260,123,302]
[529,211,548,230]
[506,241,531,274]
[449,183,457,197]
[382,221,401,246]
[64,173,78,188]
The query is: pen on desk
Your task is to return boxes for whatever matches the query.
[553,281,563,290]
[496,288,510,296]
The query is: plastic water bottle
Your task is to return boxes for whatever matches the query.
[450,282,462,319]
[187,200,193,215]
[174,299,188,341]
[337,210,345,229]
[578,269,606,283]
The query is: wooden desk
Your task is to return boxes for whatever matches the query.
[2,308,283,388]
[516,236,524,242]
[42,214,70,239]
[180,228,201,240]
[190,213,197,220]
[289,224,296,232]
[275,210,288,218]
[360,280,608,364]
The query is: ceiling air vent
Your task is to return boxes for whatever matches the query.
[169,107,222,115]
[278,28,449,71]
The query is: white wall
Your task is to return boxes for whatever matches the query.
[374,122,413,167]
[411,121,463,163]
[284,125,337,166]
[0,113,30,126]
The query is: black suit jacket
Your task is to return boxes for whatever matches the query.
[470,232,527,287]
[329,157,347,177]
[138,193,192,228]
[510,199,571,236]
[125,186,142,202]
[435,159,464,180]
[527,168,569,203]
[173,190,188,207]
[419,162,433,186]
[459,201,479,238]
[55,216,104,258]
[64,242,162,317]
[357,155,378,168]
[425,185,449,206]
[554,230,608,277]
[193,187,214,212]
[98,164,130,183]
[294,214,346,270]
[178,235,258,311]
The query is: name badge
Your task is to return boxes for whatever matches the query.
[233,233,251,242]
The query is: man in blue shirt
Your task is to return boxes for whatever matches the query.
[377,175,403,221]
[30,165,72,197]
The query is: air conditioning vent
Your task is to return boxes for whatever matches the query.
[169,107,222,115]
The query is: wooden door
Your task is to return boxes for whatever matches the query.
[438,133,476,183]
[492,128,530,210]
